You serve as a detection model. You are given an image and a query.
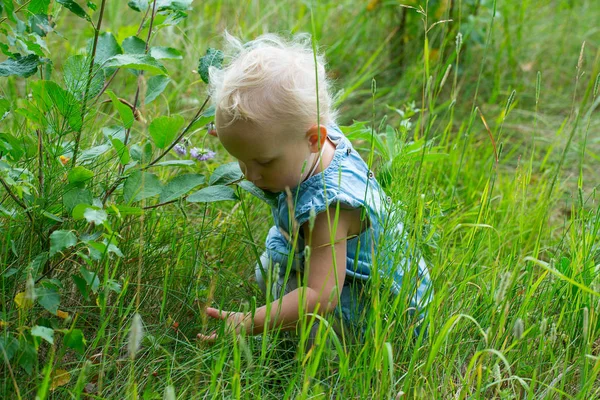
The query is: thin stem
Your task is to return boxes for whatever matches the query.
[143,95,211,170]
[0,176,34,224]
[71,0,108,166]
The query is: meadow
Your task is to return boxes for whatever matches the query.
[1,0,599,398]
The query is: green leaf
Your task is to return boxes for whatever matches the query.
[56,0,90,21]
[72,274,89,300]
[103,54,167,75]
[80,267,99,293]
[94,32,122,66]
[0,132,24,160]
[198,48,223,84]
[122,36,146,54]
[148,115,184,149]
[153,159,194,167]
[50,230,77,257]
[0,333,19,361]
[28,0,51,14]
[29,14,53,36]
[238,180,278,206]
[63,55,104,99]
[149,46,182,60]
[67,166,94,185]
[127,0,149,12]
[188,114,213,132]
[0,97,10,120]
[145,75,170,104]
[72,203,92,220]
[63,186,92,213]
[187,185,238,203]
[111,137,130,165]
[209,162,243,185]
[123,170,162,203]
[160,173,205,203]
[0,54,40,78]
[31,326,54,344]
[64,329,86,355]
[105,90,134,128]
[156,0,193,12]
[18,339,36,375]
[79,143,111,162]
[83,208,108,225]
[36,285,60,314]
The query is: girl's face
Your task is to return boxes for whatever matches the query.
[216,113,320,193]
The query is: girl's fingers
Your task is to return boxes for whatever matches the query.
[205,307,227,320]
[197,332,218,342]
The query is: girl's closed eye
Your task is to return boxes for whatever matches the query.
[257,158,275,166]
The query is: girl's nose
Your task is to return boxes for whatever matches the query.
[239,161,261,182]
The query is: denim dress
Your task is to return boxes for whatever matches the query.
[255,124,432,337]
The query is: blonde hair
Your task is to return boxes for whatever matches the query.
[209,32,337,134]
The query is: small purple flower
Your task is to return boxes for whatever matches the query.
[190,147,216,161]
[174,143,187,156]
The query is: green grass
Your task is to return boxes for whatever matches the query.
[1,0,600,398]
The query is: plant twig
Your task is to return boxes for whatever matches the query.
[0,176,34,224]
[71,0,107,166]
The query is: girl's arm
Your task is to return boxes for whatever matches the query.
[247,206,355,335]
[198,206,358,340]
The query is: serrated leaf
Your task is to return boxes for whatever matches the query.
[187,185,238,203]
[103,54,167,75]
[122,36,146,54]
[160,173,205,203]
[63,186,92,214]
[198,48,223,84]
[94,32,122,66]
[123,170,162,203]
[29,14,53,36]
[127,0,149,12]
[149,46,182,60]
[148,115,184,149]
[28,0,51,14]
[67,166,94,185]
[209,162,243,185]
[56,0,90,21]
[145,75,170,104]
[31,325,54,344]
[64,329,86,354]
[83,208,108,225]
[105,90,134,128]
[50,230,77,257]
[36,285,60,314]
[0,54,40,78]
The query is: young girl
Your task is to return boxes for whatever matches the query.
[197,33,432,345]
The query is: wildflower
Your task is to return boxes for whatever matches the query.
[190,147,216,161]
[59,155,70,165]
[173,143,186,156]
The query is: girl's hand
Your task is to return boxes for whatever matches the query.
[197,307,251,342]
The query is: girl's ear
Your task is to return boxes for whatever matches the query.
[306,125,327,152]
